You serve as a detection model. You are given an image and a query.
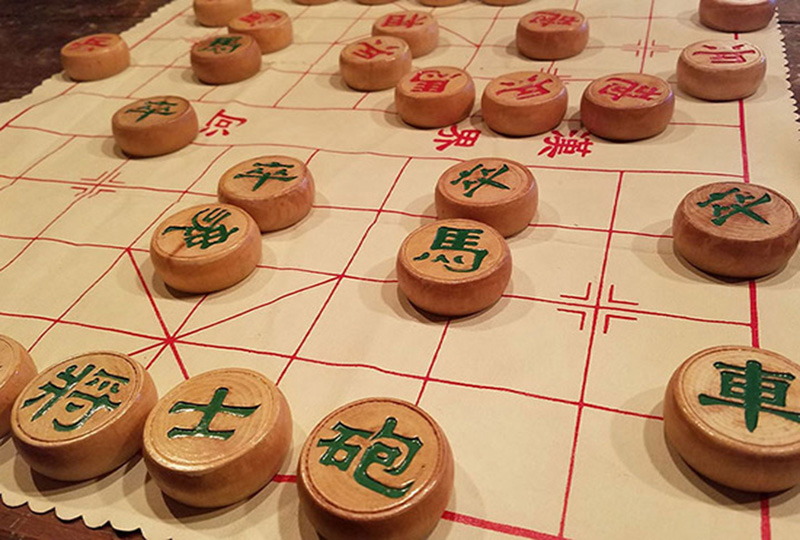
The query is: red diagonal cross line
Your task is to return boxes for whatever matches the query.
[464,7,504,71]
[275,157,413,385]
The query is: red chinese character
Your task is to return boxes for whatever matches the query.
[238,11,281,26]
[381,13,426,28]
[496,74,552,100]
[352,39,399,60]
[538,130,593,158]
[200,109,248,137]
[68,36,112,51]
[692,43,757,64]
[433,125,481,152]
[598,77,662,102]
[410,69,460,94]
[529,12,580,27]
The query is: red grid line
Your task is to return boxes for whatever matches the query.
[416,320,451,406]
[128,5,193,50]
[442,510,566,540]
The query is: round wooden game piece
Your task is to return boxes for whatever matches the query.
[11,351,157,482]
[482,0,527,6]
[481,71,567,137]
[672,182,800,278]
[677,40,766,101]
[227,10,293,54]
[293,0,336,6]
[418,0,461,6]
[60,33,130,82]
[396,218,512,316]
[112,95,198,157]
[340,37,412,92]
[297,397,454,540]
[150,203,261,293]
[699,0,776,33]
[435,159,537,238]
[517,9,589,60]
[372,11,439,59]
[0,336,37,438]
[143,368,291,507]
[664,345,800,492]
[191,34,262,84]
[218,155,315,232]
[395,67,475,130]
[580,73,674,141]
[194,0,253,27]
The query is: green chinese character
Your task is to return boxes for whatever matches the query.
[450,163,511,198]
[125,100,178,122]
[317,417,423,499]
[22,365,130,431]
[201,36,243,54]
[234,161,298,192]
[413,226,488,273]
[697,187,771,226]
[162,207,240,250]
[699,360,800,432]
[167,387,260,440]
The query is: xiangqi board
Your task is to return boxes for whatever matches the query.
[0,0,799,538]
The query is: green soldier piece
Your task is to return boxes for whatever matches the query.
[11,351,157,481]
[673,181,800,278]
[298,397,454,540]
[143,368,292,507]
[664,345,800,492]
[218,155,315,232]
[150,203,262,293]
[435,157,538,237]
[396,218,513,316]
[112,95,199,157]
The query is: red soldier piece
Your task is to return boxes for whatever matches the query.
[482,71,567,137]
[340,36,411,91]
[517,9,589,60]
[677,40,766,101]
[60,33,130,81]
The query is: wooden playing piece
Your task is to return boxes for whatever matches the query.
[372,11,439,59]
[664,345,800,492]
[517,10,589,60]
[11,351,156,481]
[482,0,527,6]
[297,397,454,540]
[357,0,394,5]
[292,0,336,6]
[227,10,293,54]
[340,37,412,92]
[0,336,37,438]
[218,155,315,232]
[699,0,776,33]
[435,158,537,238]
[418,0,461,5]
[194,0,253,27]
[677,40,766,101]
[150,203,261,293]
[672,182,800,278]
[580,73,674,141]
[481,71,567,137]
[396,218,512,316]
[143,368,291,507]
[60,33,130,82]
[395,67,475,129]
[112,95,198,157]
[191,34,261,84]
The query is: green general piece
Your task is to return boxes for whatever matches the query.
[234,161,298,192]
[317,416,423,499]
[413,226,488,273]
[696,187,771,226]
[450,163,511,198]
[698,359,800,432]
[163,207,240,250]
[201,36,243,54]
[167,387,260,440]
[22,364,130,432]
[125,99,178,122]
